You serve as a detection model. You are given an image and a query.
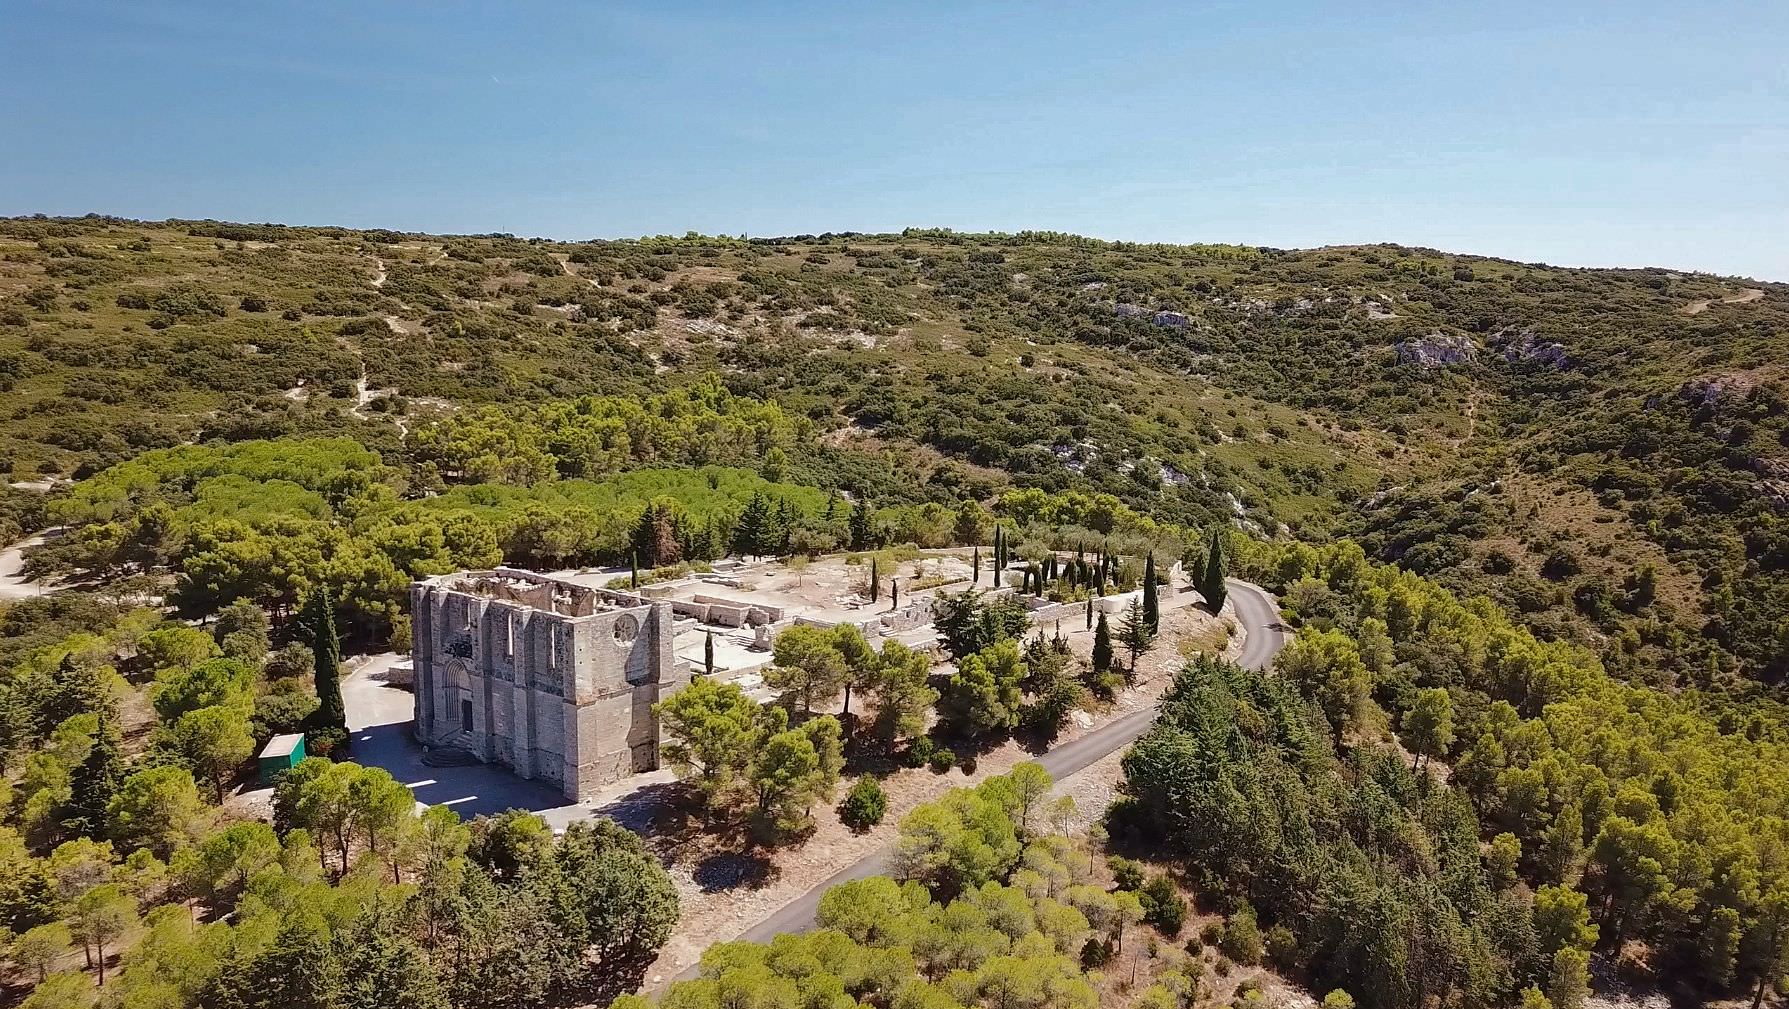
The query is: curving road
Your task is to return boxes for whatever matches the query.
[672,578,1285,978]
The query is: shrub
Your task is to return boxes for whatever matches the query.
[305,726,348,758]
[1264,924,1297,965]
[1219,905,1263,965]
[905,735,936,768]
[1108,855,1145,891]
[1140,876,1187,935]
[838,777,887,831]
[927,748,956,774]
[1080,937,1114,968]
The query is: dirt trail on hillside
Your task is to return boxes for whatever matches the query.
[1681,288,1764,315]
[0,531,58,600]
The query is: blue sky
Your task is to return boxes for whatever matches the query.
[4,1,1786,279]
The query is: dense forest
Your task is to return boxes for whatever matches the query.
[2,214,1787,1008]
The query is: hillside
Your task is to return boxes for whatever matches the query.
[2,214,1785,687]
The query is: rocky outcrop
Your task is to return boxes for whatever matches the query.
[1396,332,1477,368]
[1679,371,1770,410]
[1755,480,1789,512]
[1493,327,1570,369]
[1113,303,1192,328]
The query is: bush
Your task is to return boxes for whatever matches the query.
[1108,855,1145,891]
[1264,924,1297,965]
[1219,905,1263,966]
[1140,876,1187,935]
[837,777,887,831]
[927,748,956,774]
[305,726,348,758]
[1080,937,1114,968]
[904,735,936,768]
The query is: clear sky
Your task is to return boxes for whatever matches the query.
[4,1,1786,279]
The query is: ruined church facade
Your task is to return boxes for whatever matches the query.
[409,568,689,801]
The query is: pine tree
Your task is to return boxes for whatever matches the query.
[1142,553,1159,632]
[1202,534,1228,612]
[1092,613,1114,674]
[303,587,346,730]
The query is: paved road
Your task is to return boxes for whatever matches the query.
[675,578,1286,976]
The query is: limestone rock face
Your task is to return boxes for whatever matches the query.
[1396,332,1478,368]
[1494,327,1571,369]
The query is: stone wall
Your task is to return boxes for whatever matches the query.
[411,572,688,802]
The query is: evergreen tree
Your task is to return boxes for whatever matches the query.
[67,713,123,839]
[1142,553,1159,632]
[1085,595,1093,631]
[245,909,342,1009]
[704,631,715,676]
[1118,599,1156,678]
[972,546,981,586]
[302,588,346,731]
[772,498,795,556]
[849,491,873,551]
[630,551,639,590]
[1092,613,1114,674]
[1202,533,1228,612]
[732,493,770,557]
[870,557,880,602]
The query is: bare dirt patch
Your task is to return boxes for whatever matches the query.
[1681,287,1764,315]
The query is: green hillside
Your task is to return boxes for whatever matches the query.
[3,214,1786,687]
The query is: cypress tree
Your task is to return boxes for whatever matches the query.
[1203,534,1228,612]
[303,587,346,730]
[890,579,899,609]
[704,631,715,676]
[870,557,880,602]
[1142,553,1159,632]
[630,551,639,590]
[1085,594,1094,631]
[972,546,981,585]
[1092,612,1114,674]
